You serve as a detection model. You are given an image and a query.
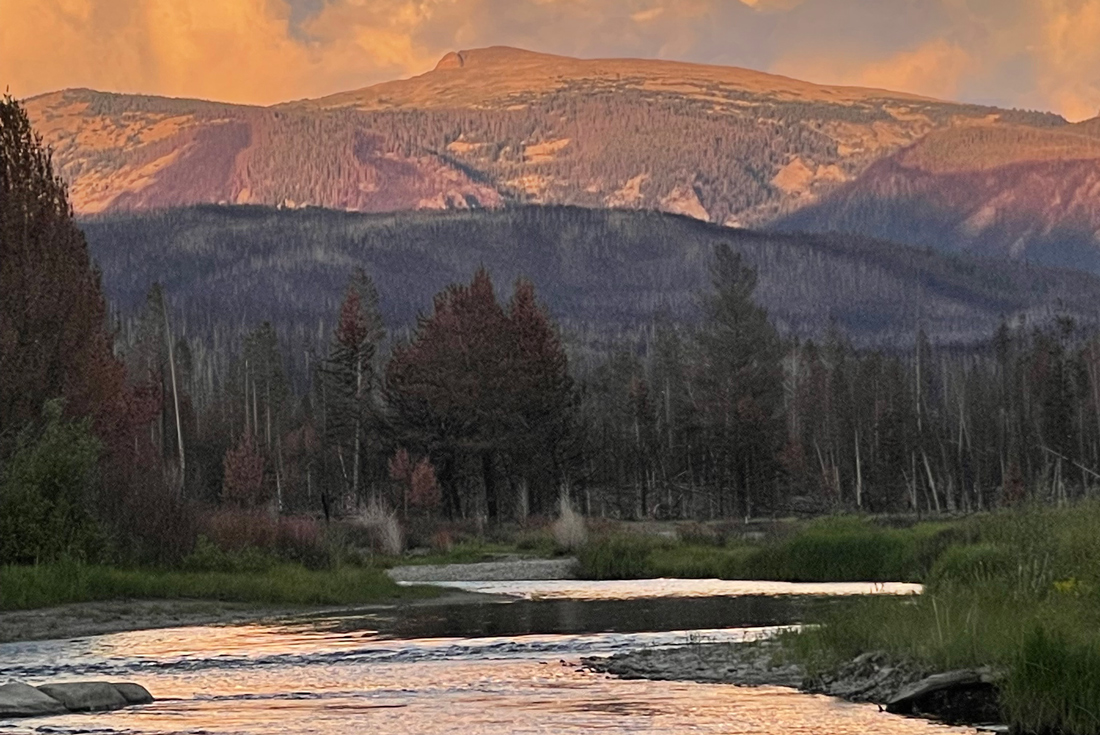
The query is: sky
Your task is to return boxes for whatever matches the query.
[2,0,1098,121]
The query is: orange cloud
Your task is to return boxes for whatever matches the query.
[0,0,441,104]
[1,0,1098,121]
[773,39,972,100]
[1036,0,1100,120]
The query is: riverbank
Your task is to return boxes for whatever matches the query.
[0,562,442,611]
[583,502,1100,735]
[585,639,1003,728]
[0,588,507,643]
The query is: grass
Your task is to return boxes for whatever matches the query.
[0,561,438,611]
[778,502,1100,735]
[0,520,565,612]
[575,506,1100,732]
[576,516,966,582]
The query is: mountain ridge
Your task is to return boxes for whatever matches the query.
[778,118,1100,272]
[22,46,1075,239]
[303,45,944,112]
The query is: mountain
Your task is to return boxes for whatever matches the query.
[26,46,1061,224]
[777,119,1100,271]
[83,206,1100,378]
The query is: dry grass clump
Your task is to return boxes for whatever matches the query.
[354,499,404,557]
[552,495,588,552]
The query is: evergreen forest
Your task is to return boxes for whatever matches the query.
[6,95,1100,568]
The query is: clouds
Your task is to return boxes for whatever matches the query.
[1,0,1097,119]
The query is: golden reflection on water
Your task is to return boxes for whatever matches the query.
[28,659,976,735]
[82,620,383,662]
[1,582,969,735]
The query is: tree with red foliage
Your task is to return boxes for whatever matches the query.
[388,448,441,514]
[0,95,128,457]
[222,433,268,508]
[505,279,576,514]
[387,270,576,519]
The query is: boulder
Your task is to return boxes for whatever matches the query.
[36,682,129,712]
[0,682,68,717]
[111,682,155,705]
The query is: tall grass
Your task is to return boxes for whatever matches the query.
[353,500,404,557]
[781,502,1100,734]
[577,516,964,582]
[576,534,663,579]
[552,496,588,552]
[0,561,434,610]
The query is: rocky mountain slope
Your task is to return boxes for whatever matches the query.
[26,46,1060,224]
[777,119,1100,271]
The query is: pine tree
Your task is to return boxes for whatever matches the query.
[506,279,576,515]
[388,270,576,519]
[321,269,385,508]
[695,244,784,517]
[0,95,126,457]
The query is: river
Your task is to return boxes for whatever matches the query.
[0,580,975,735]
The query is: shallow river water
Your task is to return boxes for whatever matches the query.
[0,580,974,735]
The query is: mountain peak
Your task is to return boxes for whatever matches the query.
[433,46,565,71]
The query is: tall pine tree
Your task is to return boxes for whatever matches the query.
[0,95,126,457]
[696,244,784,517]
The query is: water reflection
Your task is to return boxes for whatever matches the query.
[0,657,975,735]
[0,579,967,735]
[423,579,923,600]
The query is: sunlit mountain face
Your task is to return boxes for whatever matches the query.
[24,43,1100,272]
[20,47,1059,224]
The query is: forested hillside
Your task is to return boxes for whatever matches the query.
[75,205,1100,523]
[12,79,1100,574]
[26,47,1061,226]
[83,205,1100,375]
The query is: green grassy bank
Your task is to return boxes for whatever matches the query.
[779,504,1100,734]
[0,561,437,611]
[576,516,966,582]
[578,508,1100,733]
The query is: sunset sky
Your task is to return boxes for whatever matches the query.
[2,0,1099,120]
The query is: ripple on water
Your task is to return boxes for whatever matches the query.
[0,580,959,735]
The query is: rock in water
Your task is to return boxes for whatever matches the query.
[0,682,68,717]
[37,682,130,712]
[111,682,155,705]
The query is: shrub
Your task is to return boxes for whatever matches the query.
[101,462,200,566]
[0,401,105,565]
[430,529,454,553]
[769,517,919,582]
[389,449,441,513]
[222,434,269,507]
[182,536,275,573]
[275,516,329,569]
[927,543,1013,589]
[676,522,725,546]
[552,495,588,552]
[202,508,277,552]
